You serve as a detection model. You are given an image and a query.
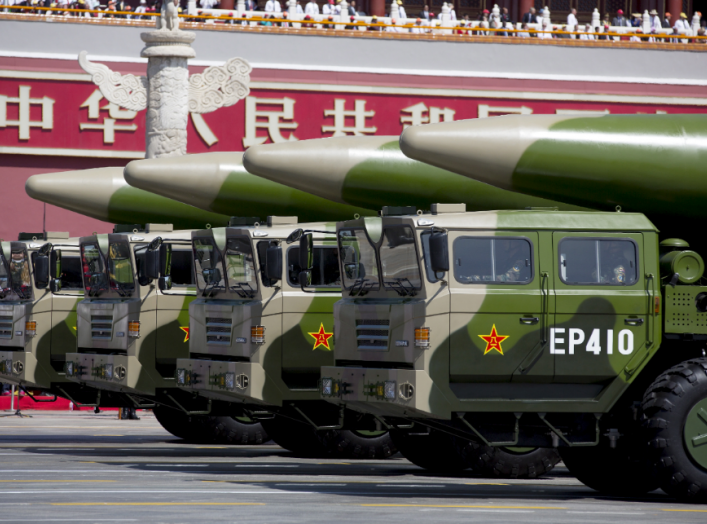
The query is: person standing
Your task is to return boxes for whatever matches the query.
[649,9,661,31]
[398,0,406,20]
[522,6,536,24]
[566,7,577,31]
[348,0,356,16]
[663,11,672,28]
[264,0,281,13]
[419,4,430,20]
[612,8,628,26]
[304,0,317,15]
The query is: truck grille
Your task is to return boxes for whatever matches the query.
[91,315,113,340]
[206,317,232,345]
[356,319,389,350]
[0,316,12,339]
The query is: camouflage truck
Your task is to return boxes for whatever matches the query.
[63,224,266,443]
[316,204,707,501]
[176,216,396,458]
[0,232,110,406]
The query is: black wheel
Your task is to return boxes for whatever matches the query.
[203,415,270,445]
[260,415,331,457]
[153,405,210,443]
[559,443,659,496]
[320,429,398,459]
[642,358,707,502]
[390,427,469,473]
[459,443,560,479]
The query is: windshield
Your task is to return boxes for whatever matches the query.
[224,237,257,297]
[338,228,379,292]
[107,241,135,296]
[0,249,10,296]
[1,246,32,299]
[193,237,225,295]
[380,226,421,291]
[81,242,108,296]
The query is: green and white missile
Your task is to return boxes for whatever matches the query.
[242,136,586,211]
[399,114,707,225]
[123,152,375,221]
[25,167,231,229]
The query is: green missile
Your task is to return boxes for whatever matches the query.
[25,167,231,229]
[123,152,375,222]
[399,114,707,224]
[242,136,586,211]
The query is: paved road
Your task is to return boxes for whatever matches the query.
[0,411,706,523]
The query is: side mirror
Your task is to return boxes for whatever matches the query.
[50,249,62,279]
[158,275,172,291]
[299,234,313,271]
[264,246,282,281]
[50,279,62,293]
[34,255,50,288]
[145,249,160,280]
[286,228,304,244]
[429,231,449,273]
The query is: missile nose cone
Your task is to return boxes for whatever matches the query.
[124,152,243,210]
[243,136,395,204]
[400,115,574,190]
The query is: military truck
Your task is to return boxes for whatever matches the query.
[316,204,707,500]
[176,216,396,458]
[0,232,109,406]
[63,224,267,443]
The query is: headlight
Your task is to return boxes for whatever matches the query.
[225,372,235,390]
[176,368,186,385]
[114,366,126,381]
[104,363,113,380]
[25,321,37,337]
[12,361,24,375]
[321,378,333,396]
[65,361,74,377]
[384,381,396,399]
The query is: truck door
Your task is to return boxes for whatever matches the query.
[449,231,552,387]
[552,233,647,387]
[49,248,83,373]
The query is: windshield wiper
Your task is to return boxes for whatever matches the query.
[230,282,256,299]
[12,284,29,300]
[349,278,376,297]
[383,280,407,297]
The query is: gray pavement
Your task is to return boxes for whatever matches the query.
[0,411,705,523]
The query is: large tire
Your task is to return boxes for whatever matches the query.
[153,405,210,443]
[320,430,398,459]
[459,443,560,479]
[390,427,469,473]
[203,415,270,445]
[559,444,659,496]
[642,358,707,502]
[260,415,332,457]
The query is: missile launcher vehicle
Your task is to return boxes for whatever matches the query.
[176,217,396,458]
[63,224,268,444]
[312,204,707,501]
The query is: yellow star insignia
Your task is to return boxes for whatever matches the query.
[479,324,509,355]
[309,323,333,351]
[180,326,190,342]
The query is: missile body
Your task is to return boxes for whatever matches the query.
[124,152,375,222]
[241,136,586,212]
[399,114,707,231]
[26,167,231,229]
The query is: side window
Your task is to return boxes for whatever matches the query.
[454,237,533,284]
[170,248,194,286]
[257,241,278,288]
[58,255,83,290]
[288,246,340,288]
[559,238,638,286]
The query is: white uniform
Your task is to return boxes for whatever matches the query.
[566,12,577,30]
[449,7,456,20]
[296,3,303,13]
[398,5,406,19]
[538,23,553,38]
[264,0,282,12]
[322,3,332,15]
[304,0,318,14]
[650,15,661,30]
[673,19,690,31]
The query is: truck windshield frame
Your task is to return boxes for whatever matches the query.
[193,236,226,296]
[224,236,258,298]
[81,241,108,297]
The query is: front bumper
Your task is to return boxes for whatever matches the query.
[320,366,450,420]
[64,352,155,396]
[0,349,51,389]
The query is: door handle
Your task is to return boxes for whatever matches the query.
[520,317,540,325]
[624,318,644,326]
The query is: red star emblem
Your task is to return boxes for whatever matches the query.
[308,323,333,351]
[478,324,509,355]
[180,326,190,342]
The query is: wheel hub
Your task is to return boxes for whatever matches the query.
[683,397,707,470]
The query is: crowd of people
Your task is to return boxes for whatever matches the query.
[3,0,706,42]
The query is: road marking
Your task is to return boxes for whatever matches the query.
[93,435,124,437]
[35,449,96,451]
[567,511,645,515]
[196,447,227,449]
[274,483,346,487]
[375,485,445,488]
[0,481,115,483]
[0,520,136,522]
[234,465,299,468]
[145,464,208,467]
[457,509,535,513]
[465,483,510,486]
[0,470,130,473]
[52,502,265,506]
[663,509,707,513]
[0,490,311,495]
[361,504,566,510]
[316,463,350,465]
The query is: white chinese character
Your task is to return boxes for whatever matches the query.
[79,90,137,144]
[243,96,298,148]
[0,85,54,140]
[322,99,377,137]
[400,103,456,129]
[478,104,533,118]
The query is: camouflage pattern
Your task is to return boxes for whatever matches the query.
[123,153,375,222]
[0,234,84,392]
[64,227,197,401]
[399,115,707,241]
[25,167,231,230]
[322,208,668,419]
[177,220,341,408]
[242,136,587,212]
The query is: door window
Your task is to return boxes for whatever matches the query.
[559,238,637,286]
[453,237,533,284]
[288,246,340,288]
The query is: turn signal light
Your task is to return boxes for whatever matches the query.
[25,321,37,337]
[415,327,430,348]
[128,321,140,338]
[251,325,265,344]
[655,296,660,314]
